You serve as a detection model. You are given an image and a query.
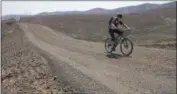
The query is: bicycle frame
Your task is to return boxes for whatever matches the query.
[115,35,124,44]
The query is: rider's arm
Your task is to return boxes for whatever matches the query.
[123,24,130,29]
[111,23,117,29]
[119,21,130,29]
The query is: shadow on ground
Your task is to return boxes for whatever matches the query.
[105,52,132,59]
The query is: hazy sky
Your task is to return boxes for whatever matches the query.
[2,1,171,16]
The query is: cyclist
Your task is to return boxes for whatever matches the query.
[108,14,130,51]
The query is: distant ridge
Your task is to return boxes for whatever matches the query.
[2,1,176,20]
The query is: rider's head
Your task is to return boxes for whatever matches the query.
[117,14,123,19]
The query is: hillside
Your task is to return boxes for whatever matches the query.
[34,1,176,15]
[20,5,176,49]
[2,1,175,20]
[2,2,176,93]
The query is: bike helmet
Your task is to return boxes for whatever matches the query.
[117,14,123,18]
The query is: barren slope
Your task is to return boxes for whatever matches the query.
[21,6,176,45]
[19,23,176,94]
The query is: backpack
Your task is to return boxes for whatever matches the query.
[109,17,113,25]
[109,17,118,26]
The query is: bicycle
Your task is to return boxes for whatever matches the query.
[104,29,133,56]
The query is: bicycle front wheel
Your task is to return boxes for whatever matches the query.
[120,38,133,56]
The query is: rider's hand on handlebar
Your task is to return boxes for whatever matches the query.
[127,27,131,31]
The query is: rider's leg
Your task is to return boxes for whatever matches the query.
[109,29,115,41]
[109,29,116,51]
[112,29,119,51]
[114,28,123,36]
[111,29,123,51]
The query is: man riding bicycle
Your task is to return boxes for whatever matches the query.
[108,14,130,51]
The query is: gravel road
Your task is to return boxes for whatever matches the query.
[19,23,176,94]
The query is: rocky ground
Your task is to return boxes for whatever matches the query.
[1,23,62,94]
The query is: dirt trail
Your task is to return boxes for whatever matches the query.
[19,23,176,94]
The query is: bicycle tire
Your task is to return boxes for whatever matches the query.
[105,38,113,53]
[120,38,133,56]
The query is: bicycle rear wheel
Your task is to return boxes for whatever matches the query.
[105,38,113,53]
[120,38,133,56]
